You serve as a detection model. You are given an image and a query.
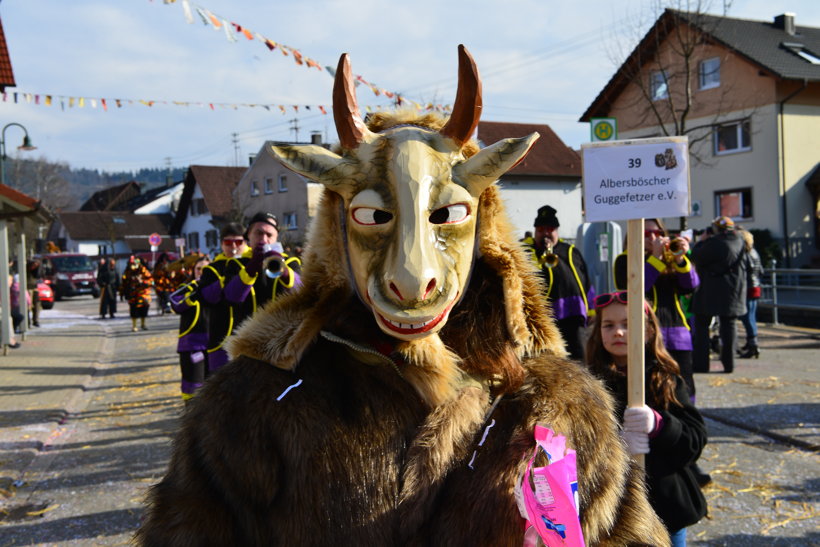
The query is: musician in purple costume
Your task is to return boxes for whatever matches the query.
[198,223,247,372]
[223,212,301,327]
[170,255,211,403]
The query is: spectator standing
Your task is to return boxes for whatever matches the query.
[153,253,173,315]
[585,291,708,546]
[690,216,747,373]
[121,257,154,332]
[613,218,699,397]
[170,255,211,404]
[97,258,119,319]
[523,205,594,360]
[8,268,29,335]
[26,259,42,327]
[223,212,301,326]
[198,223,247,372]
[738,229,762,359]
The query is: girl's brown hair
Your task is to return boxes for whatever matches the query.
[584,301,682,410]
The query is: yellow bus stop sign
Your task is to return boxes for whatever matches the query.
[591,118,617,142]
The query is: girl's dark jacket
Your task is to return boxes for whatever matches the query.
[598,358,708,532]
[137,158,669,544]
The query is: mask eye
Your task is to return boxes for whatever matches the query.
[429,203,469,225]
[352,207,393,226]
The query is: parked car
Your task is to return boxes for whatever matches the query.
[38,253,100,300]
[37,281,54,310]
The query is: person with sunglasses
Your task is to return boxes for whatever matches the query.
[222,212,302,328]
[197,222,248,372]
[585,291,708,547]
[613,218,699,399]
[524,205,594,360]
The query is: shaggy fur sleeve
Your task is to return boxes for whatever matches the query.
[523,355,671,547]
[136,357,283,545]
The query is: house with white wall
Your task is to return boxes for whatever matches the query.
[478,121,583,241]
[172,165,246,257]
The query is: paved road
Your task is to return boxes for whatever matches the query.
[0,297,817,545]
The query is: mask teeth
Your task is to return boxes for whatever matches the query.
[386,317,432,330]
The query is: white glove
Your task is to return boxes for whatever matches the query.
[622,430,650,455]
[623,405,656,434]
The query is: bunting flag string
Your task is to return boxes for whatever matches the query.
[153,0,414,105]
[1,90,452,115]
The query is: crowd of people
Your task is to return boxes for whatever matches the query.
[525,204,763,545]
[9,198,747,545]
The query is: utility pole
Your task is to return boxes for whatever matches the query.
[164,156,173,187]
[289,118,300,142]
[231,132,240,166]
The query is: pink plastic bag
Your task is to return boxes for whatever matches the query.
[514,425,585,547]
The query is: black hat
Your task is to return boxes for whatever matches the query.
[534,205,560,228]
[246,212,278,231]
[220,222,245,239]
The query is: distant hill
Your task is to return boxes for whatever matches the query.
[4,158,187,210]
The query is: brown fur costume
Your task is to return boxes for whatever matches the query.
[137,113,669,546]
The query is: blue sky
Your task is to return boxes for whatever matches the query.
[1,0,818,172]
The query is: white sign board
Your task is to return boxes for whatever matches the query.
[581,137,690,222]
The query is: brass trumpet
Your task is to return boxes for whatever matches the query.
[539,243,559,268]
[662,238,686,264]
[261,242,287,279]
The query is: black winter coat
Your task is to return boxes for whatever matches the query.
[602,361,708,533]
[691,231,747,316]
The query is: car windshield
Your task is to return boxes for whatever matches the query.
[51,255,94,272]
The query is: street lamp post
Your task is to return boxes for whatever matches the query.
[0,122,35,352]
[0,122,36,186]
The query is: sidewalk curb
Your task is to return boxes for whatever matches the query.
[701,411,820,453]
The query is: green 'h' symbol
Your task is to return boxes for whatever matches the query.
[594,121,613,140]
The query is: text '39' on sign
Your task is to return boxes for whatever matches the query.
[581,136,690,222]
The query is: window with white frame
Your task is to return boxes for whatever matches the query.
[278,174,288,192]
[714,187,752,220]
[650,70,668,101]
[250,180,260,197]
[264,177,274,194]
[699,57,720,89]
[714,120,751,155]
[283,212,298,230]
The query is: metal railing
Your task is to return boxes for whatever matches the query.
[759,263,820,324]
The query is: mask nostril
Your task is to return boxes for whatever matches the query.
[389,282,403,301]
[423,278,436,299]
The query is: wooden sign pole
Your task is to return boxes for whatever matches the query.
[626,218,646,467]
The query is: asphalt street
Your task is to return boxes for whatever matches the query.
[0,296,817,546]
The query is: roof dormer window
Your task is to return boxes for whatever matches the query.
[782,42,820,65]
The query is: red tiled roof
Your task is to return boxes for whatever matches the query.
[190,165,246,218]
[478,121,581,177]
[0,18,16,90]
[0,182,37,210]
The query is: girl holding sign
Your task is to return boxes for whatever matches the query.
[584,291,707,547]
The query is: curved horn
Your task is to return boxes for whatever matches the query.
[333,53,371,150]
[440,44,483,147]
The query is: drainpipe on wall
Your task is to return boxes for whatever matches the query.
[778,79,807,267]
